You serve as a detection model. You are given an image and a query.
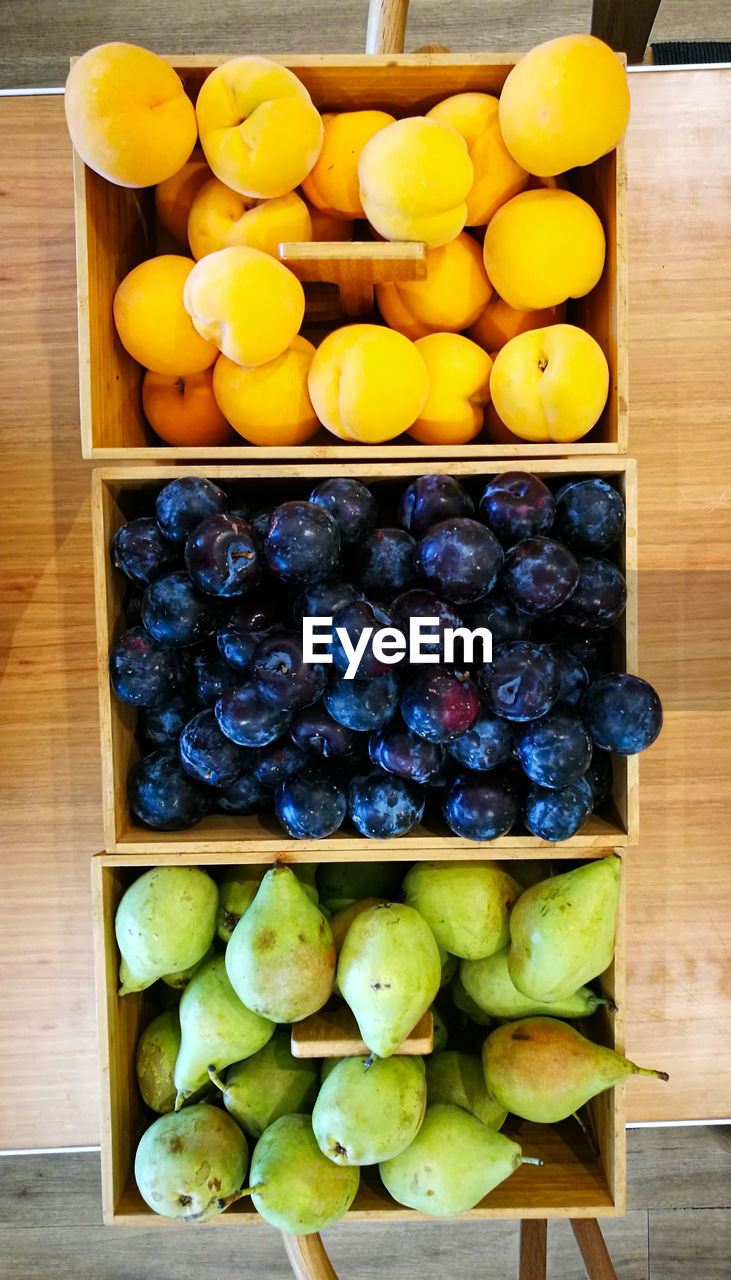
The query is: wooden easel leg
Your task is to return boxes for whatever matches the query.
[591,0,662,64]
[283,1232,337,1280]
[570,1219,619,1280]
[519,1219,547,1279]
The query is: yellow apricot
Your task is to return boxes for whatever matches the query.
[468,296,566,352]
[483,189,605,311]
[426,93,528,225]
[308,324,429,443]
[196,57,323,198]
[142,368,235,446]
[65,43,197,188]
[302,110,395,219]
[212,337,319,446]
[155,149,212,247]
[499,34,630,176]
[358,117,473,248]
[409,334,493,445]
[183,246,305,368]
[490,323,609,443]
[187,180,312,260]
[376,231,492,338]
[113,255,217,377]
[305,203,354,242]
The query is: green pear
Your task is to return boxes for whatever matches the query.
[292,863,320,904]
[508,855,621,1002]
[217,879,258,943]
[438,946,459,989]
[312,1055,426,1165]
[320,1057,342,1082]
[161,944,215,990]
[317,861,403,913]
[379,1103,536,1215]
[225,866,335,1023]
[116,867,218,996]
[425,1051,507,1130]
[209,1029,320,1138]
[134,1103,248,1221]
[430,1004,449,1053]
[483,1017,668,1123]
[174,955,274,1107]
[461,946,609,1020]
[330,897,388,995]
[136,1010,181,1114]
[338,903,441,1058]
[245,1114,359,1233]
[502,860,553,890]
[403,861,521,960]
[450,973,492,1026]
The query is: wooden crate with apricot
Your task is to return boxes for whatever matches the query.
[68,38,629,460]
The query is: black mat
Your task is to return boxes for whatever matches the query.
[651,40,731,64]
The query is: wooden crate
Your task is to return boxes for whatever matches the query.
[91,849,626,1226]
[74,52,627,461]
[92,458,638,855]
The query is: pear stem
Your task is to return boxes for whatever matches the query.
[635,1066,670,1081]
[207,1065,226,1092]
[216,1186,260,1210]
[363,1052,376,1070]
[522,1157,543,1166]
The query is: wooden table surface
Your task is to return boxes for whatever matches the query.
[0,69,729,1149]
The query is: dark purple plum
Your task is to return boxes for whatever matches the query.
[215,683,292,747]
[265,501,341,584]
[291,704,362,760]
[479,472,556,545]
[128,748,210,830]
[324,671,400,732]
[353,528,417,601]
[390,590,463,662]
[140,695,199,747]
[581,673,662,755]
[554,478,625,552]
[481,641,559,722]
[348,771,425,839]
[545,644,590,709]
[398,475,474,539]
[217,593,286,671]
[275,767,347,839]
[293,580,358,625]
[179,708,250,788]
[523,777,593,841]
[502,537,579,615]
[185,514,262,597]
[543,625,611,680]
[585,748,613,809]
[251,630,327,711]
[446,712,513,772]
[331,600,395,679]
[559,556,627,629]
[216,771,270,815]
[123,583,145,627]
[141,571,216,646]
[515,711,593,788]
[309,478,378,543]
[252,739,309,788]
[250,507,275,538]
[416,518,503,604]
[192,647,238,707]
[401,667,481,744]
[155,477,228,544]
[443,771,518,840]
[109,626,186,707]
[228,501,251,521]
[463,592,529,646]
[369,723,446,784]
[111,517,176,584]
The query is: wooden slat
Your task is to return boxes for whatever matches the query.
[570,1218,619,1280]
[290,1008,433,1058]
[520,1218,547,1279]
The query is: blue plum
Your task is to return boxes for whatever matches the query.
[481,641,559,722]
[275,767,347,838]
[585,748,614,809]
[463,591,529,646]
[324,671,400,732]
[109,626,187,707]
[554,478,625,552]
[353,528,417,601]
[290,704,362,760]
[309,478,378,543]
[545,644,590,709]
[192,647,238,707]
[416,518,503,604]
[581,673,662,755]
[217,593,285,671]
[128,748,210,830]
[251,630,327,711]
[523,777,593,841]
[111,517,176,584]
[155,477,228,544]
[369,723,446,784]
[479,472,555,545]
[216,771,271,815]
[140,694,198,747]
[559,556,627,629]
[348,771,425,838]
[142,571,216,646]
[215,683,292,747]
[390,590,463,663]
[265,501,341,584]
[252,739,309,788]
[331,600,394,679]
[398,475,474,539]
[292,580,358,625]
[515,711,593,788]
[502,537,579,615]
[179,708,250,788]
[185,514,262,597]
[447,712,513,772]
[443,772,518,840]
[401,667,481,744]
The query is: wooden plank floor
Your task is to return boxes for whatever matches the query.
[1,0,730,87]
[0,1129,729,1279]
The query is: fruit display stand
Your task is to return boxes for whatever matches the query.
[91,850,626,1229]
[72,26,627,460]
[93,458,638,857]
